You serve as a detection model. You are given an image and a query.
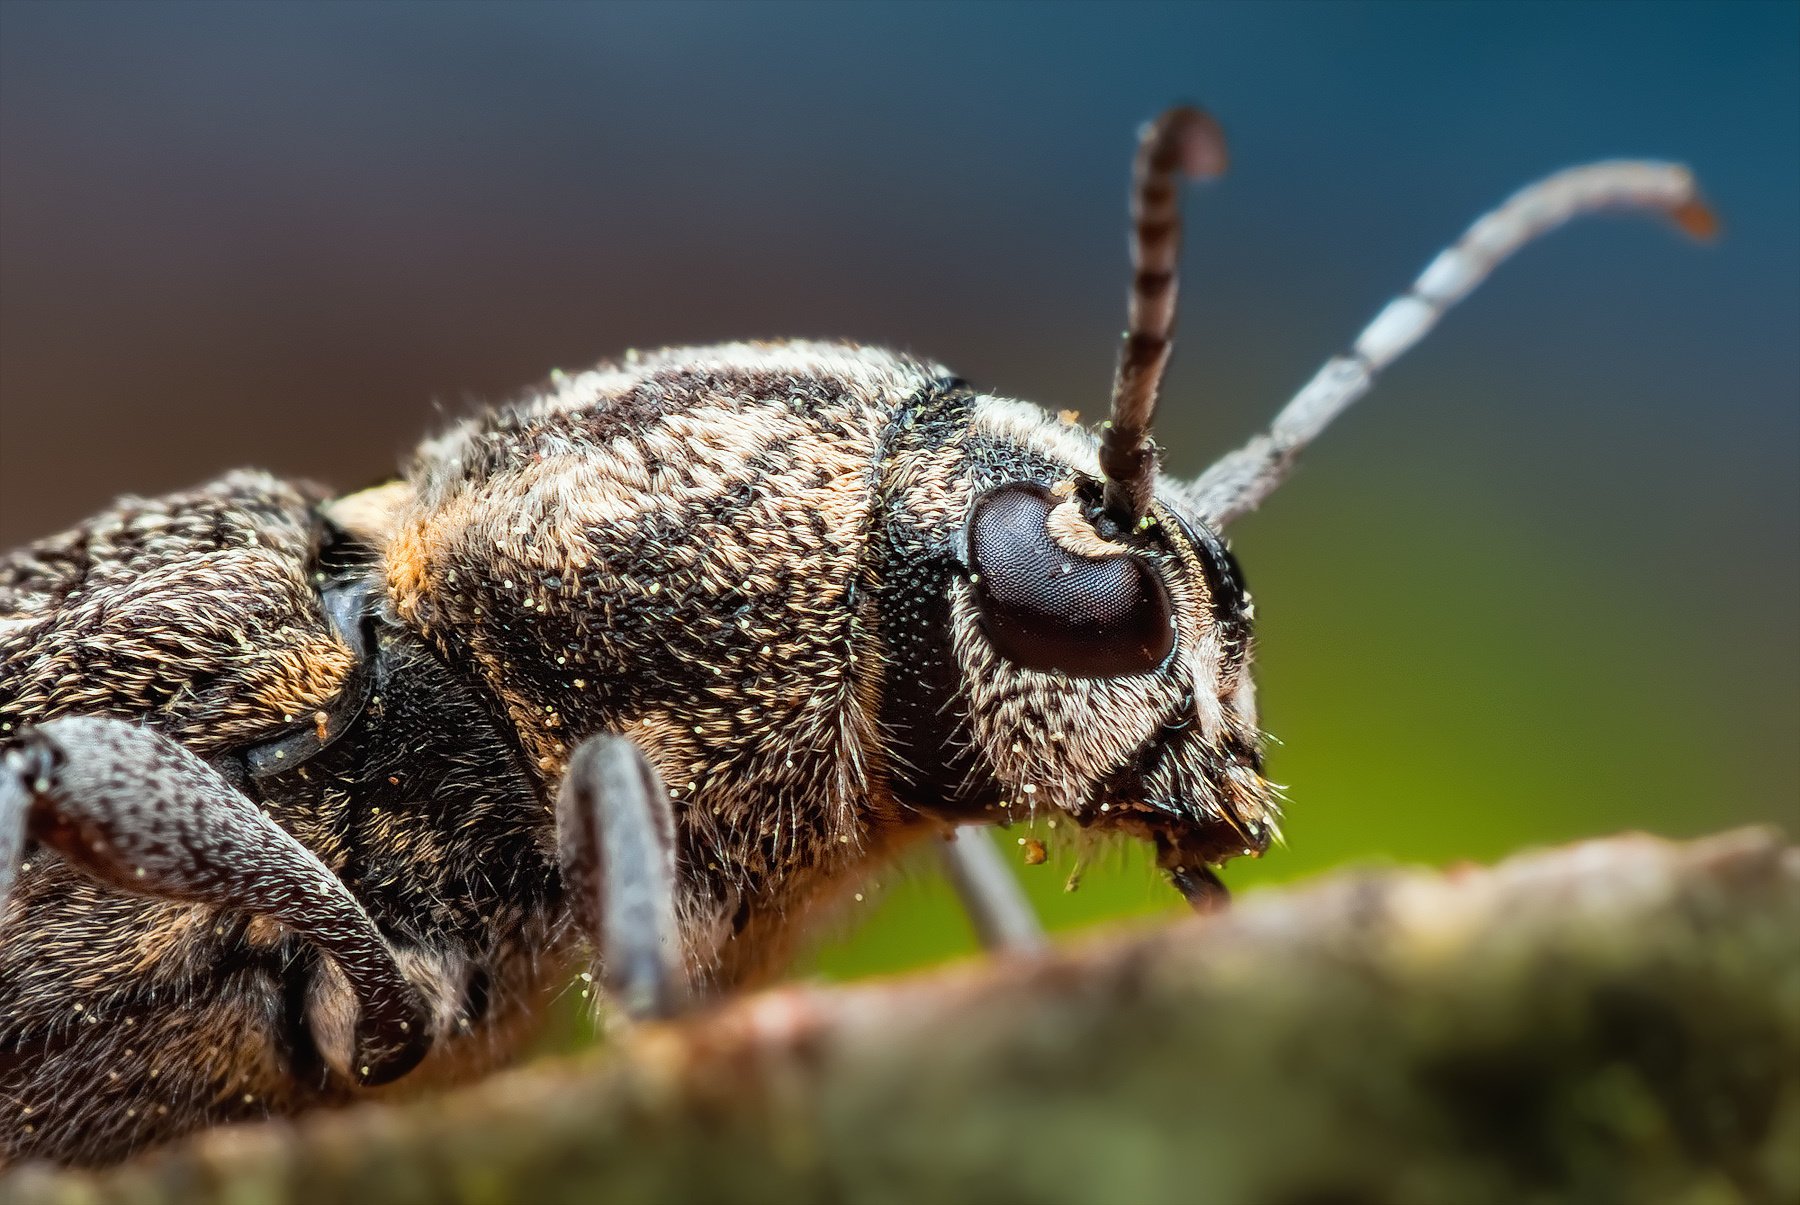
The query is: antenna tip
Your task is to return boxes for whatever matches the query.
[1152,105,1230,181]
[1669,195,1721,243]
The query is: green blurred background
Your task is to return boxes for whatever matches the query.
[1,2,1794,993]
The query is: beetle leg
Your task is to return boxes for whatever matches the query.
[555,734,689,1021]
[937,826,1048,954]
[0,715,430,1085]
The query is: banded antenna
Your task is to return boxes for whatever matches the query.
[1099,106,1229,529]
[1188,160,1717,530]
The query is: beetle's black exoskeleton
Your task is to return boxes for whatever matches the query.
[0,107,1713,1167]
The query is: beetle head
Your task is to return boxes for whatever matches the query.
[876,388,1276,905]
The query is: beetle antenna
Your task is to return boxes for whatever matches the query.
[1100,106,1229,529]
[1187,160,1716,530]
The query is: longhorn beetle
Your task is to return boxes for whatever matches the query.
[0,107,1713,1167]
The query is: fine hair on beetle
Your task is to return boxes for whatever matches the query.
[0,104,1715,1168]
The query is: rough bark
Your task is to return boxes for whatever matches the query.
[7,827,1796,1205]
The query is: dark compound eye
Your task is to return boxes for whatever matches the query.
[967,484,1175,677]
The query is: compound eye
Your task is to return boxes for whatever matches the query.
[968,485,1175,677]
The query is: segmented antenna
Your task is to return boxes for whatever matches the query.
[1100,106,1229,529]
[1187,160,1716,529]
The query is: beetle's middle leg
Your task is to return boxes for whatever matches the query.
[555,733,689,1021]
[0,715,431,1085]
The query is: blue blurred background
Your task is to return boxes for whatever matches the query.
[2,1,1795,984]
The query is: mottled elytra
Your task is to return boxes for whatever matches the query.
[0,105,1713,1169]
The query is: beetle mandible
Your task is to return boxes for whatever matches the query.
[0,106,1713,1167]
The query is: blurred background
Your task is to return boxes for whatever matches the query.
[2,2,1795,990]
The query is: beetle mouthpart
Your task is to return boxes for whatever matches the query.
[1166,863,1230,914]
[1083,796,1262,911]
[1148,824,1241,913]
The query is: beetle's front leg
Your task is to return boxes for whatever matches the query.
[555,734,690,1021]
[937,826,1048,954]
[0,715,430,1085]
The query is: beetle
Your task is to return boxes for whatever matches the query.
[0,106,1712,1167]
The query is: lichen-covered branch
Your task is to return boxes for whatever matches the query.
[8,828,1796,1205]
